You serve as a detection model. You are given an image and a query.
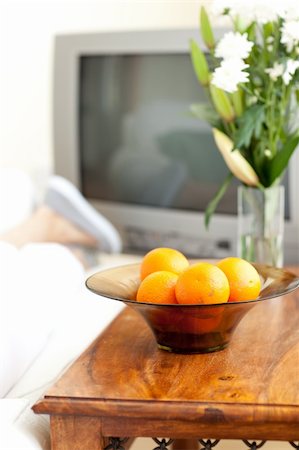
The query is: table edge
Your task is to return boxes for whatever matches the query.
[33,396,299,423]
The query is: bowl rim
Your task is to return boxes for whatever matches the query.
[85,263,299,308]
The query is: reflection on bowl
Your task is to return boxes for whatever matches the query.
[86,263,299,354]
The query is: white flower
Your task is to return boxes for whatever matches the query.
[250,1,284,24]
[212,0,284,24]
[211,0,234,16]
[264,149,272,158]
[247,95,258,106]
[215,32,254,60]
[265,62,284,81]
[282,59,299,85]
[265,60,299,84]
[212,128,259,186]
[282,0,299,21]
[281,20,299,52]
[211,58,249,93]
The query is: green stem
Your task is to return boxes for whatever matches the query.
[229,121,236,134]
[274,84,290,153]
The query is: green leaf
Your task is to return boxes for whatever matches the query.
[230,89,244,117]
[190,103,219,126]
[200,7,215,50]
[267,135,299,186]
[204,172,233,229]
[189,39,210,86]
[245,22,256,41]
[263,22,274,39]
[210,84,235,123]
[234,104,265,149]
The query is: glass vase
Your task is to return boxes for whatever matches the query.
[237,185,284,267]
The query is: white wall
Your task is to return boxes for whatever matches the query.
[0,0,215,181]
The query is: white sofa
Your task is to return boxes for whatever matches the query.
[0,250,141,450]
[0,168,140,449]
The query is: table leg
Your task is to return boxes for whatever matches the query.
[172,439,199,450]
[50,415,107,449]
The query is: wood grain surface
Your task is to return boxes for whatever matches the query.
[33,267,299,441]
[50,416,106,450]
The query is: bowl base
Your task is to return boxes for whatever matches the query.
[157,342,229,354]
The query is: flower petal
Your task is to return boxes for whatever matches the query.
[212,128,260,186]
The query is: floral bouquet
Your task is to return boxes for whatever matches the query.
[190,0,299,234]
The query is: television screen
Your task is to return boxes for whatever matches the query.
[79,53,290,218]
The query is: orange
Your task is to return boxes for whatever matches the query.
[216,257,261,302]
[175,262,230,305]
[148,308,182,331]
[177,307,224,334]
[136,270,178,304]
[140,247,189,281]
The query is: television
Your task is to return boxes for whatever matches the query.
[53,29,299,264]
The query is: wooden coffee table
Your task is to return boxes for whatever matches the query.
[33,268,299,450]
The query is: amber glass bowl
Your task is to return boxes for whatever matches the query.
[86,263,299,354]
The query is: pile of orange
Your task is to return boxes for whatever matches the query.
[136,247,261,305]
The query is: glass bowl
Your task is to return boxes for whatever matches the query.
[86,263,299,354]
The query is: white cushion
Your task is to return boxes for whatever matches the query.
[3,281,123,450]
[0,168,35,233]
[0,399,50,450]
[1,254,128,449]
[0,242,84,397]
